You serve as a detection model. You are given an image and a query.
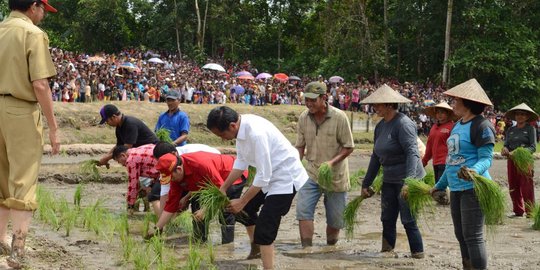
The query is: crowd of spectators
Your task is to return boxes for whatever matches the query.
[49,48,519,138]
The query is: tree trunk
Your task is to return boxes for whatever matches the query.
[174,0,182,59]
[442,0,453,85]
[201,0,210,51]
[359,0,378,81]
[194,0,202,50]
[383,0,389,67]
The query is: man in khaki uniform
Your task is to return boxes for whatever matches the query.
[296,81,355,247]
[0,0,59,268]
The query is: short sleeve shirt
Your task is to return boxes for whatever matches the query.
[116,115,159,147]
[296,105,354,192]
[0,11,57,101]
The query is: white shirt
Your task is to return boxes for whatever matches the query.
[233,114,308,195]
[176,144,220,155]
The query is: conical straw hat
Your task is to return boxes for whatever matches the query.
[359,84,412,104]
[504,103,539,121]
[443,79,492,106]
[423,102,458,121]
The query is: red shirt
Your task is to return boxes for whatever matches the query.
[423,121,454,166]
[126,144,160,205]
[165,152,246,213]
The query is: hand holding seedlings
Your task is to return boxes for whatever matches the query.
[458,166,476,181]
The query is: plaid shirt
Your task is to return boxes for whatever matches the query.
[126,144,160,205]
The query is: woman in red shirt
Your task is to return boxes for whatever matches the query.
[422,102,456,204]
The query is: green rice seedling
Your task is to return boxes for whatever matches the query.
[317,162,333,191]
[343,196,365,239]
[150,235,164,264]
[119,227,134,262]
[403,178,434,219]
[371,169,383,194]
[118,213,130,236]
[191,181,230,224]
[168,210,193,234]
[422,170,435,187]
[349,168,366,191]
[156,128,173,143]
[183,240,202,270]
[62,207,78,237]
[80,159,101,181]
[46,207,60,230]
[133,244,152,270]
[530,203,540,230]
[143,212,154,239]
[468,173,506,226]
[246,166,257,186]
[510,147,534,176]
[206,241,215,264]
[74,184,83,209]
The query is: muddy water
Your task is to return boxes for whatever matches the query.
[1,155,540,269]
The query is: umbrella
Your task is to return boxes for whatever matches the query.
[202,63,226,72]
[235,71,253,77]
[231,85,245,95]
[148,57,165,64]
[119,62,138,70]
[289,76,301,81]
[87,56,105,63]
[256,73,272,80]
[238,75,255,80]
[329,76,344,83]
[274,73,289,81]
[424,99,436,106]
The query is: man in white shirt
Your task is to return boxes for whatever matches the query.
[207,106,308,270]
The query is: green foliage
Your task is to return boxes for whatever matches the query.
[531,203,540,230]
[349,168,366,191]
[317,163,333,191]
[423,170,435,187]
[371,169,383,194]
[156,128,173,143]
[191,182,230,225]
[80,159,100,182]
[471,174,506,227]
[510,147,534,176]
[74,184,83,208]
[403,178,434,219]
[343,196,365,239]
[247,166,257,186]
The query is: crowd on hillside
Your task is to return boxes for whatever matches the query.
[48,48,521,138]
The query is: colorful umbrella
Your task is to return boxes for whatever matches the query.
[238,75,255,80]
[274,73,289,81]
[148,57,165,64]
[232,85,245,95]
[256,73,272,80]
[202,63,226,72]
[87,56,105,63]
[289,76,301,81]
[329,76,344,83]
[119,62,138,70]
[235,71,253,77]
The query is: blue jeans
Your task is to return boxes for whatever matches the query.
[296,178,347,229]
[380,182,423,253]
[450,189,487,269]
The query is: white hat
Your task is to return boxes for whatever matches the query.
[443,79,492,106]
[360,84,412,104]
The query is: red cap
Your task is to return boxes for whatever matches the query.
[40,0,57,13]
[155,153,178,185]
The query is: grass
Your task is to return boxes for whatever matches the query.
[156,128,173,143]
[191,181,230,225]
[469,173,506,227]
[74,184,83,209]
[79,159,101,181]
[246,166,257,186]
[168,211,193,234]
[530,203,540,230]
[371,169,383,194]
[423,170,435,186]
[510,147,534,176]
[403,178,434,219]
[343,196,365,239]
[317,163,333,191]
[349,168,366,191]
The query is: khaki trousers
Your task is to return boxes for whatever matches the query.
[0,95,43,211]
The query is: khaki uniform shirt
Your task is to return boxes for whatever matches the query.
[296,104,355,192]
[0,11,57,101]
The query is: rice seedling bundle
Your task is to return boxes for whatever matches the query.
[469,173,506,226]
[191,182,230,224]
[510,147,534,176]
[371,169,383,194]
[169,210,194,234]
[156,128,173,143]
[343,196,365,239]
[247,166,257,186]
[403,178,434,219]
[349,168,366,190]
[531,203,540,230]
[79,159,100,181]
[317,163,333,191]
[423,170,435,186]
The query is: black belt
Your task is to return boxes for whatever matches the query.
[0,93,12,96]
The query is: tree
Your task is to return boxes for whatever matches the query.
[442,0,453,85]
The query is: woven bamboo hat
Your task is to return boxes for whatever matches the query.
[443,79,493,106]
[424,102,458,121]
[359,84,412,104]
[504,103,539,122]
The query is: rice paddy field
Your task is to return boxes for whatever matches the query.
[1,102,540,269]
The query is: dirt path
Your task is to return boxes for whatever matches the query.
[1,154,540,269]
